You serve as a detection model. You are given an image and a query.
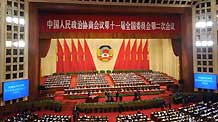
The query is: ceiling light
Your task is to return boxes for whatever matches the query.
[206,21,213,27]
[13,17,19,24]
[19,18,25,25]
[201,41,207,47]
[196,41,201,47]
[6,16,12,23]
[195,21,206,28]
[207,41,213,46]
[19,40,25,47]
[6,41,12,47]
[13,41,19,47]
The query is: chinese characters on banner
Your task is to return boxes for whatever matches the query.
[40,15,180,34]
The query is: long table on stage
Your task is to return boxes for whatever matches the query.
[64,84,160,95]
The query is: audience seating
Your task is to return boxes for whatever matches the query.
[151,109,191,122]
[78,115,108,122]
[39,114,71,122]
[110,73,145,87]
[3,112,71,122]
[117,111,152,122]
[4,101,218,122]
[44,74,72,88]
[151,101,218,122]
[4,112,39,122]
[76,74,109,89]
[64,73,160,95]
[179,101,218,122]
[140,72,174,85]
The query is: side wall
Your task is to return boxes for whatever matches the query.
[29,3,39,100]
[181,8,193,92]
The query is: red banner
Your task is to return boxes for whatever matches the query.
[40,14,180,35]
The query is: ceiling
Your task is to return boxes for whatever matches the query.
[29,0,200,8]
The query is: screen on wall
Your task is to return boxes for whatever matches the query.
[3,79,29,101]
[194,73,217,90]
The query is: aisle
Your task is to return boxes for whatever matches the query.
[105,74,114,87]
[70,75,77,88]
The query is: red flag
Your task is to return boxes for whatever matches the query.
[77,39,84,72]
[137,39,143,70]
[63,39,71,73]
[84,39,96,71]
[143,39,149,70]
[114,39,125,70]
[56,39,64,73]
[131,39,137,70]
[125,39,131,69]
[71,39,77,72]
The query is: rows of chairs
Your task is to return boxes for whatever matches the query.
[179,101,218,122]
[3,112,71,122]
[151,109,191,122]
[40,114,71,122]
[76,74,109,88]
[44,74,72,88]
[151,101,218,122]
[78,115,108,122]
[110,73,145,87]
[139,72,174,85]
[4,112,39,122]
[117,112,152,122]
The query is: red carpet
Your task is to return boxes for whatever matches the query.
[33,103,183,122]
[105,74,114,87]
[70,75,77,88]
[2,91,183,122]
[79,104,183,122]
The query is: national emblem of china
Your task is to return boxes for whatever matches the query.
[97,45,113,62]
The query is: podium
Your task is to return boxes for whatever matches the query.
[85,95,98,103]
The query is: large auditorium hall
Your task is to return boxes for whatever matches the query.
[0,0,218,121]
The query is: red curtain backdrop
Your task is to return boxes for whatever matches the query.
[63,39,71,72]
[71,39,78,72]
[114,39,125,70]
[56,38,149,73]
[114,39,149,70]
[84,39,96,71]
[56,39,64,73]
[143,39,149,70]
[77,39,84,72]
[137,39,143,70]
[56,38,97,73]
[125,40,131,69]
[130,39,137,70]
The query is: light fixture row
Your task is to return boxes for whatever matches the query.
[195,21,213,28]
[196,40,213,47]
[6,16,25,25]
[6,40,25,48]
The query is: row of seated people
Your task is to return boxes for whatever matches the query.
[39,114,71,122]
[3,112,71,122]
[151,101,218,122]
[139,72,174,85]
[178,101,218,122]
[110,73,145,87]
[117,111,152,122]
[4,112,39,122]
[64,84,160,95]
[151,109,191,122]
[78,115,108,122]
[44,74,72,88]
[76,74,109,88]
